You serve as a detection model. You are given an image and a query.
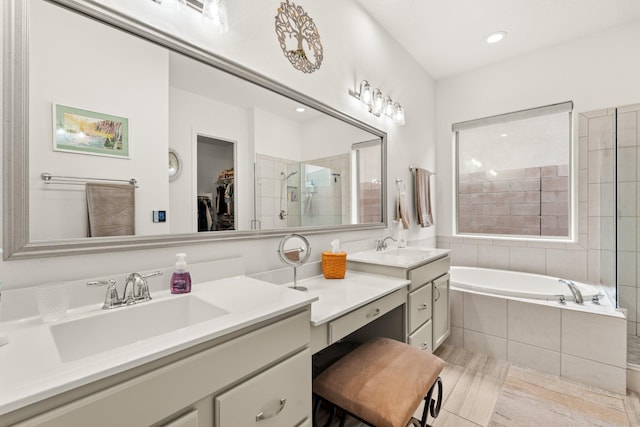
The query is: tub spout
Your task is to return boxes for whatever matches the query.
[559,279,583,304]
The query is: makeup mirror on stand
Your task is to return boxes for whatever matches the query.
[277,233,311,292]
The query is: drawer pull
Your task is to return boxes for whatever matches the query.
[255,397,287,422]
[366,308,381,318]
[419,342,429,350]
[417,303,429,311]
[434,285,441,302]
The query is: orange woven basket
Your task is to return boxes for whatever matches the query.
[322,251,347,279]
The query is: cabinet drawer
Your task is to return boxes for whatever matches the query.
[408,257,450,291]
[408,283,432,333]
[163,410,199,427]
[408,319,432,353]
[215,349,311,427]
[329,290,405,344]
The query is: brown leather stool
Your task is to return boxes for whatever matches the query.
[312,337,445,427]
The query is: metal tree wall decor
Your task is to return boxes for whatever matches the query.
[275,0,323,73]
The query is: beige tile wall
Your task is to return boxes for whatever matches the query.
[450,289,627,394]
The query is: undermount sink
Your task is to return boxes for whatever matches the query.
[381,248,434,258]
[348,246,444,268]
[50,295,229,362]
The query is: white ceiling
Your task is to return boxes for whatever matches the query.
[170,52,324,122]
[357,0,640,80]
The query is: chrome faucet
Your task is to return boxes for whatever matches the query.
[559,279,583,304]
[88,271,163,309]
[375,235,397,251]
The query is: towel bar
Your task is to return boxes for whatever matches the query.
[41,172,138,187]
[409,166,435,175]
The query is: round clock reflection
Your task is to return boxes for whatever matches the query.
[168,149,181,182]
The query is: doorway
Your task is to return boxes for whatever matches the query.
[196,135,235,231]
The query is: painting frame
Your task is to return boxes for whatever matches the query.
[53,104,130,158]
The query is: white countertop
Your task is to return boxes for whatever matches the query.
[0,276,316,416]
[297,271,410,326]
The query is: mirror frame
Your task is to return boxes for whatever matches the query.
[277,233,312,267]
[3,0,387,260]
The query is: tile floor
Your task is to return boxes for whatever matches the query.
[317,343,640,426]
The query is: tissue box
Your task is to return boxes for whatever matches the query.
[322,251,347,279]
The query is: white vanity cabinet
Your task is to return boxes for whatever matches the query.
[215,349,310,426]
[4,310,312,427]
[348,252,450,352]
[432,273,451,350]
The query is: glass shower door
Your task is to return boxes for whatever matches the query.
[615,104,640,365]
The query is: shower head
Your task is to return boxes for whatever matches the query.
[285,171,298,179]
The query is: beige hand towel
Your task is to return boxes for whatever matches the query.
[86,183,135,237]
[415,168,434,227]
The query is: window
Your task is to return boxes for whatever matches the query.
[352,140,383,224]
[453,101,573,239]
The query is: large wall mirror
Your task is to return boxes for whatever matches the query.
[3,0,387,259]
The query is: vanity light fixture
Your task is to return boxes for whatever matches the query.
[393,102,405,126]
[371,89,384,116]
[383,96,393,118]
[152,0,186,11]
[349,80,405,126]
[150,0,229,33]
[486,31,507,44]
[202,0,229,33]
[359,80,373,107]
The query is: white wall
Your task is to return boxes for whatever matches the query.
[28,0,170,239]
[301,115,374,160]
[253,108,302,161]
[0,0,435,310]
[435,20,640,282]
[169,87,250,233]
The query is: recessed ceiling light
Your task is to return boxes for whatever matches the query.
[295,107,305,113]
[486,31,507,44]
[500,133,508,137]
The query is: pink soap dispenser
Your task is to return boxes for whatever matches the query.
[171,253,192,294]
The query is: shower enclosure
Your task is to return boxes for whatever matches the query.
[581,103,640,366]
[253,154,349,229]
[279,170,298,221]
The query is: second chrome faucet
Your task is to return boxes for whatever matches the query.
[88,271,163,309]
[375,235,397,251]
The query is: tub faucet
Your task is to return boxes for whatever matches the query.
[376,235,397,251]
[559,279,583,304]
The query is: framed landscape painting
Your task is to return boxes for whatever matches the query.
[53,104,129,158]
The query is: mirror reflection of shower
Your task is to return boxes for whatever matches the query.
[279,170,298,220]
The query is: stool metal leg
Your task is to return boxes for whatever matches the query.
[338,411,347,427]
[417,376,443,427]
[429,377,443,419]
[312,395,337,427]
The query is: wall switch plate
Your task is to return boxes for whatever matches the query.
[153,210,166,223]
